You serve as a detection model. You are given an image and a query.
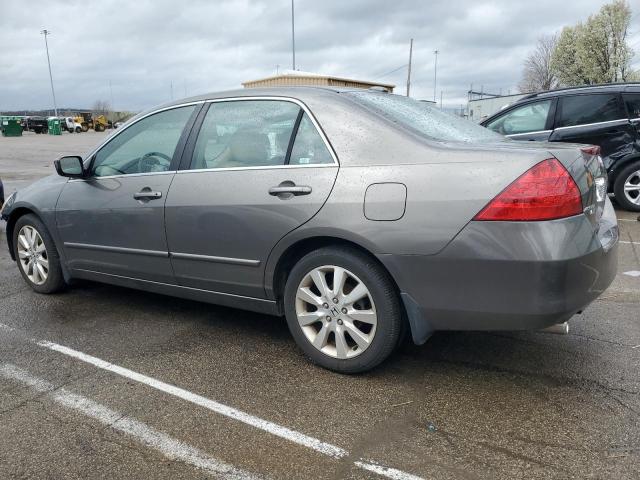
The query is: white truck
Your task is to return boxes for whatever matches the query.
[62,117,83,133]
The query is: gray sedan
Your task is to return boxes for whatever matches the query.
[0,87,619,373]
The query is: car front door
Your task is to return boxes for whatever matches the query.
[164,99,339,299]
[484,99,555,141]
[56,104,198,283]
[549,93,634,169]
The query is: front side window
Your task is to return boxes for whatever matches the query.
[190,100,300,170]
[624,94,640,119]
[289,113,334,165]
[485,100,552,135]
[556,94,622,128]
[92,106,195,177]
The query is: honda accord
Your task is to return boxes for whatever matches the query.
[1,87,619,373]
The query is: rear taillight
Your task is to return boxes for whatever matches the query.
[474,158,583,221]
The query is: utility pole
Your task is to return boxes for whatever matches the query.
[406,38,413,97]
[291,0,296,70]
[109,80,114,118]
[440,90,443,109]
[40,29,58,117]
[170,81,173,100]
[433,50,439,103]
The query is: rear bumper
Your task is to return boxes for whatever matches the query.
[379,202,618,343]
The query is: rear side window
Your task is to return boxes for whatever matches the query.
[485,100,552,135]
[556,94,622,128]
[624,94,640,119]
[288,113,334,165]
[190,100,300,170]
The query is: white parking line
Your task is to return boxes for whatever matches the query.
[0,323,425,480]
[0,363,260,480]
[619,240,638,245]
[38,340,347,458]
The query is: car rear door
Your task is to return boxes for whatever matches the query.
[483,99,556,141]
[164,98,339,299]
[549,93,635,169]
[623,91,640,140]
[56,104,199,284]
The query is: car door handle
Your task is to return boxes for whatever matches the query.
[268,185,312,196]
[133,190,162,200]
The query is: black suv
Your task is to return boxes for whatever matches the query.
[481,83,640,211]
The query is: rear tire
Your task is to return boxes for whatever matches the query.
[13,214,66,294]
[613,161,640,212]
[284,246,402,374]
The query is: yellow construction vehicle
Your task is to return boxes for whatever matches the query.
[74,113,110,132]
[73,115,89,132]
[93,114,109,132]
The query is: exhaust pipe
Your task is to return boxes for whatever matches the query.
[540,322,569,335]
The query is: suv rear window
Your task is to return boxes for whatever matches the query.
[556,94,622,128]
[624,94,640,119]
[346,92,504,143]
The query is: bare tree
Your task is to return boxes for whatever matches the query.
[519,34,559,93]
[92,100,111,116]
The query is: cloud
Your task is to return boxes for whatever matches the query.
[0,0,636,112]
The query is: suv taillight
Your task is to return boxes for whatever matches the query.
[474,158,583,221]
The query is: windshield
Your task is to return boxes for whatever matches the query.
[346,91,505,143]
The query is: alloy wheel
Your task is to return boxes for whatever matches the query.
[624,169,640,206]
[17,225,49,285]
[295,265,377,359]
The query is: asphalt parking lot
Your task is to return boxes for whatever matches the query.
[0,131,639,479]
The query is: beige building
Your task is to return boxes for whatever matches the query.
[242,71,395,92]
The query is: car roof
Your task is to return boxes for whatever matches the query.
[517,82,640,102]
[161,85,360,109]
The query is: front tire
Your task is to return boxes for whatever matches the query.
[13,214,66,294]
[614,161,640,212]
[284,247,402,373]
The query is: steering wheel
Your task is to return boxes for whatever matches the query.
[137,151,172,173]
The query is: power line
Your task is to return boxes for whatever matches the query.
[371,64,408,80]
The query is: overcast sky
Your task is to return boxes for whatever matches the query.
[1,0,639,112]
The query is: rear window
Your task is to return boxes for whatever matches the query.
[556,94,622,128]
[624,93,640,119]
[346,92,504,143]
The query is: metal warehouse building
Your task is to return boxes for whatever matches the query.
[243,71,395,92]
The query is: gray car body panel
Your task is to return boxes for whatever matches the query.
[2,87,618,342]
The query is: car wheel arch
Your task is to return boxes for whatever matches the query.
[609,153,640,190]
[5,207,39,261]
[5,207,70,282]
[268,235,409,332]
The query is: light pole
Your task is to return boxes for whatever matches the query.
[433,49,439,103]
[406,38,413,97]
[291,0,296,70]
[41,29,58,117]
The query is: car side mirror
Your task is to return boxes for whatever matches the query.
[54,155,86,178]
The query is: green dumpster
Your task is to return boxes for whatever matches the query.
[48,117,62,135]
[1,116,23,137]
[47,117,62,135]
